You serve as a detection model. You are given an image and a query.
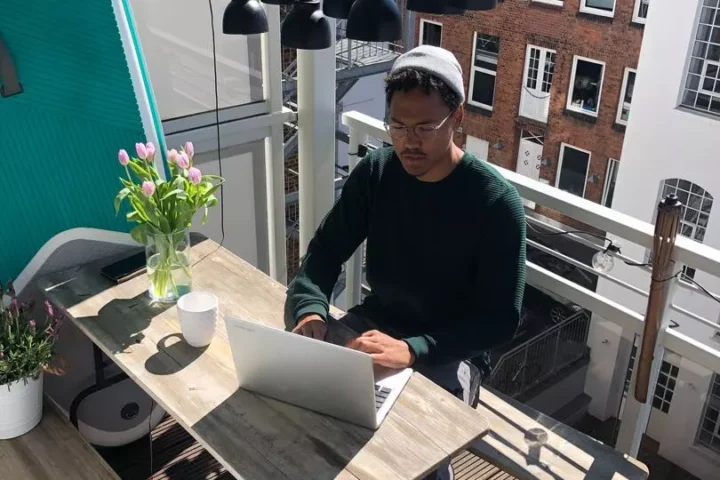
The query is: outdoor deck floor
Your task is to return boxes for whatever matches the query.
[97,415,514,480]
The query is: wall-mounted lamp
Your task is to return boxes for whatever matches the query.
[0,33,22,98]
[540,158,551,167]
[588,174,600,184]
[492,140,504,150]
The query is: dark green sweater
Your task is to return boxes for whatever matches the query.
[285,147,526,368]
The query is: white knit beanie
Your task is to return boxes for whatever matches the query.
[390,45,466,103]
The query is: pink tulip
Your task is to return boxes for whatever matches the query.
[185,142,194,158]
[145,142,156,160]
[44,299,54,318]
[142,181,156,197]
[118,149,130,166]
[176,152,190,169]
[28,319,36,329]
[0,352,4,360]
[136,143,148,160]
[188,167,202,185]
[167,149,178,164]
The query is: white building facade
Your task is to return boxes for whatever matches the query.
[587,1,720,477]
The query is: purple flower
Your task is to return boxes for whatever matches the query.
[28,319,36,329]
[184,142,194,158]
[141,181,156,197]
[167,149,178,164]
[135,143,148,160]
[176,152,190,170]
[118,149,130,166]
[188,167,202,185]
[10,297,18,311]
[145,142,156,160]
[44,299,54,318]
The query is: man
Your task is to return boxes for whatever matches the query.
[285,45,526,479]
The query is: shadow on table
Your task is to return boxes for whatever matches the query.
[473,389,648,480]
[145,333,208,375]
[192,386,374,480]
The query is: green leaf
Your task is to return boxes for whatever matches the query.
[114,188,131,215]
[202,206,209,225]
[128,161,151,180]
[205,194,218,208]
[130,224,148,245]
[161,189,186,201]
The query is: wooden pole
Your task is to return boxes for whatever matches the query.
[634,194,682,403]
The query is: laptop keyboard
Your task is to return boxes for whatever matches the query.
[375,385,392,411]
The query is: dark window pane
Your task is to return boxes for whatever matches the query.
[662,402,670,413]
[699,429,713,445]
[705,0,719,7]
[653,397,662,409]
[559,147,590,196]
[711,98,720,114]
[685,208,700,223]
[698,25,713,41]
[571,60,603,113]
[586,0,615,12]
[693,42,709,58]
[669,378,677,390]
[678,190,690,205]
[421,23,442,47]
[700,213,710,227]
[692,183,706,195]
[701,7,716,24]
[691,58,705,74]
[708,63,720,78]
[679,179,692,190]
[681,224,693,237]
[704,77,716,90]
[661,362,671,373]
[698,93,712,108]
[703,197,714,212]
[708,407,720,421]
[683,90,698,106]
[688,74,702,90]
[698,227,707,242]
[472,71,496,107]
[704,419,716,431]
[709,44,720,61]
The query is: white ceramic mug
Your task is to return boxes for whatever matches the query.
[177,291,218,348]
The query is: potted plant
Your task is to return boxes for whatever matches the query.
[0,282,63,439]
[115,142,224,303]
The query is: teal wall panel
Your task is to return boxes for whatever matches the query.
[0,1,146,281]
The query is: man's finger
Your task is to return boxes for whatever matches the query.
[353,338,383,354]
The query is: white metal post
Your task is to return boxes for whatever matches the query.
[345,127,367,310]
[297,21,337,256]
[261,5,287,284]
[627,270,680,457]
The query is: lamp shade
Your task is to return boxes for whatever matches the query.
[281,0,333,50]
[407,0,465,13]
[346,0,402,42]
[223,0,269,35]
[323,0,354,19]
[261,0,296,4]
[448,0,499,10]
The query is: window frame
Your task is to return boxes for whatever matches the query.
[419,19,443,47]
[633,0,649,24]
[532,0,564,6]
[566,55,606,118]
[602,158,619,208]
[616,68,637,126]
[652,361,679,414]
[468,32,500,112]
[556,143,592,198]
[696,374,720,454]
[580,0,617,18]
[519,44,557,123]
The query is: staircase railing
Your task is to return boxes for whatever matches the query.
[487,310,591,398]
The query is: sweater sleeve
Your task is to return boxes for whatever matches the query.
[284,156,373,329]
[403,186,526,365]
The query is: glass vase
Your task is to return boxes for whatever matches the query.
[145,229,192,303]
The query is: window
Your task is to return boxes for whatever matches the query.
[602,159,619,208]
[466,135,489,161]
[633,0,650,23]
[616,69,637,125]
[419,20,442,47]
[567,56,605,117]
[697,374,720,453]
[653,361,679,413]
[681,0,720,116]
[520,45,556,123]
[580,0,616,17]
[658,179,714,279]
[556,144,591,197]
[469,33,500,111]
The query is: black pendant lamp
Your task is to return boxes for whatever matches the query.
[407,0,465,14]
[223,0,269,35]
[261,0,295,4]
[346,0,402,41]
[448,0,499,10]
[281,0,333,50]
[323,0,354,19]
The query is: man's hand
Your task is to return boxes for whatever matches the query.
[346,330,415,369]
[292,314,327,340]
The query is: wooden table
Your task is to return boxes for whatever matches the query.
[39,237,489,480]
[0,396,119,479]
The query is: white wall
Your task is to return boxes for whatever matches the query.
[586,0,720,474]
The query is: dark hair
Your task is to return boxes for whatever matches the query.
[385,68,462,111]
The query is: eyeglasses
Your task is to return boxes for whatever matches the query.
[384,111,455,140]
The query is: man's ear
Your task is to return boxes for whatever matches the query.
[454,105,465,131]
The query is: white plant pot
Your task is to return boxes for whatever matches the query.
[0,373,44,439]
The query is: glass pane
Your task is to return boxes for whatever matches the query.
[709,44,720,62]
[586,0,615,12]
[679,179,692,191]
[693,42,709,58]
[559,146,590,196]
[683,89,699,107]
[661,362,670,374]
[701,7,716,24]
[711,98,720,114]
[130,0,264,121]
[624,71,636,103]
[698,93,712,108]
[698,25,713,42]
[691,58,705,75]
[703,197,714,212]
[698,227,707,242]
[713,27,720,44]
[653,397,662,409]
[472,71,496,107]
[422,23,442,47]
[700,213,710,227]
[705,0,719,8]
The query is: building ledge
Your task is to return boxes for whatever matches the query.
[563,108,599,125]
[466,103,493,117]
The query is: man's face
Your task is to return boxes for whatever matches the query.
[387,88,460,179]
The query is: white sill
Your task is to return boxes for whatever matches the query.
[467,101,493,112]
[567,105,599,117]
[532,0,564,6]
[615,119,628,127]
[632,17,647,25]
[579,6,615,18]
[689,445,720,467]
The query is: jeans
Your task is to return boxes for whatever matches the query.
[327,313,483,480]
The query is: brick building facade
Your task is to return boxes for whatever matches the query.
[415,0,645,209]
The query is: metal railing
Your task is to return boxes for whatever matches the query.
[487,311,591,398]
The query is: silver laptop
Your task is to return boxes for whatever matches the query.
[224,316,413,430]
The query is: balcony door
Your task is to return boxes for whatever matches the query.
[519,45,556,123]
[516,130,544,208]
